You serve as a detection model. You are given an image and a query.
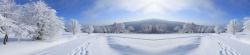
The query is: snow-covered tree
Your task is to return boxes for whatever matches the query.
[0,0,19,20]
[205,27,214,33]
[23,1,65,40]
[113,22,118,33]
[0,0,65,44]
[243,17,250,39]
[214,25,224,34]
[174,26,181,33]
[127,26,134,33]
[102,27,107,33]
[200,27,206,33]
[141,24,153,33]
[13,24,37,41]
[0,13,16,45]
[0,0,27,44]
[155,24,167,33]
[0,0,39,44]
[85,25,94,34]
[113,22,126,33]
[94,26,102,33]
[67,19,82,35]
[190,22,195,33]
[81,27,85,32]
[182,22,195,33]
[0,0,16,44]
[226,19,241,35]
[106,26,113,33]
[196,26,201,33]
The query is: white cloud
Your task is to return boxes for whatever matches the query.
[83,0,224,19]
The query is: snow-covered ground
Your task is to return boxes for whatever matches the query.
[1,32,250,55]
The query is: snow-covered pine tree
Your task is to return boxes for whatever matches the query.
[243,17,250,39]
[214,25,223,34]
[226,19,241,35]
[67,19,82,35]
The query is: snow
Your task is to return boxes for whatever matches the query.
[0,32,85,55]
[1,32,250,55]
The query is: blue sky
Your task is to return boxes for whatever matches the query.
[15,0,250,26]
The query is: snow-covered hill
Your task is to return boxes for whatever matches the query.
[1,32,250,55]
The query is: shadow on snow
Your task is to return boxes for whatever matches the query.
[106,36,202,55]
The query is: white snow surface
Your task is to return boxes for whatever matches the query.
[1,32,250,55]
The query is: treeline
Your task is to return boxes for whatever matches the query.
[68,20,244,35]
[138,23,214,33]
[66,22,135,34]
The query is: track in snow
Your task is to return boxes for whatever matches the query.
[208,35,240,55]
[68,34,101,55]
[33,34,247,55]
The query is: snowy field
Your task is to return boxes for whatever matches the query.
[1,32,250,55]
